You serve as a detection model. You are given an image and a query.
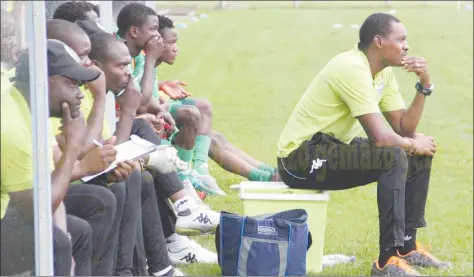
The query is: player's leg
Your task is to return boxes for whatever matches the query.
[172,104,200,167]
[210,130,277,175]
[169,99,224,195]
[209,132,276,182]
[182,99,213,176]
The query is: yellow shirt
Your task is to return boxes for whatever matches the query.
[277,45,406,158]
[50,86,111,139]
[0,87,33,217]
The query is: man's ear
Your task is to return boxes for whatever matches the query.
[130,26,139,39]
[373,35,384,49]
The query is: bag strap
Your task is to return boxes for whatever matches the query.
[236,217,246,276]
[284,224,292,276]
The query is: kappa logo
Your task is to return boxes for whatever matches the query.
[375,82,385,95]
[179,252,197,263]
[176,199,188,210]
[193,213,212,225]
[310,158,327,174]
[257,226,277,236]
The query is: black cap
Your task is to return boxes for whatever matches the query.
[47,39,100,82]
[15,39,101,84]
[76,19,107,36]
[76,20,127,43]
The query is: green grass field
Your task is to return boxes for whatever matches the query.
[158,2,473,276]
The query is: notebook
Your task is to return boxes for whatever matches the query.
[81,135,157,182]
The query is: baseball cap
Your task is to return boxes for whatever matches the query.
[76,19,107,36]
[15,39,101,84]
[76,20,127,43]
[47,39,101,81]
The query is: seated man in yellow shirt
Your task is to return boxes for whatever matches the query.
[277,13,449,276]
[47,19,150,276]
[1,40,102,275]
[1,9,19,94]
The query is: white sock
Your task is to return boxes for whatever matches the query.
[152,265,173,276]
[174,196,197,213]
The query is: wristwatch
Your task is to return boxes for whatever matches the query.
[415,82,435,96]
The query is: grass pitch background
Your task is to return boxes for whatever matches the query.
[157,1,473,275]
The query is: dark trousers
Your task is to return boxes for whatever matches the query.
[130,118,181,273]
[150,169,181,238]
[1,206,93,276]
[1,206,35,275]
[114,170,142,276]
[88,172,141,276]
[64,184,118,276]
[277,132,431,250]
[130,118,182,238]
[66,215,93,276]
[134,171,173,275]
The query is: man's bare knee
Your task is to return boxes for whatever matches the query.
[176,105,201,128]
[195,99,213,118]
[210,130,226,144]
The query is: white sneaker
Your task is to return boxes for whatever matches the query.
[166,234,218,265]
[175,200,220,233]
[149,267,185,276]
[170,268,185,276]
[181,179,208,209]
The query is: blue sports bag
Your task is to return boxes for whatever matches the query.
[215,209,312,276]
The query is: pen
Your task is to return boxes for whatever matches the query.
[117,77,140,97]
[93,139,103,147]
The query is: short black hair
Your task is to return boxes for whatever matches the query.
[92,3,100,17]
[80,1,100,18]
[53,1,89,22]
[89,32,124,63]
[158,14,174,34]
[47,19,87,42]
[116,3,157,37]
[358,13,401,50]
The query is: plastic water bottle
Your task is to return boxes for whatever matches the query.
[322,254,356,269]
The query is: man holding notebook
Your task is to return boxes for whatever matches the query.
[1,39,102,276]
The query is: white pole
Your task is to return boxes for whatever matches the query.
[219,1,226,9]
[99,1,117,134]
[293,1,300,8]
[99,1,113,32]
[27,1,54,275]
[457,0,461,11]
[145,1,156,11]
